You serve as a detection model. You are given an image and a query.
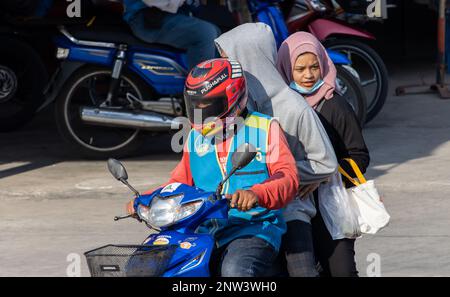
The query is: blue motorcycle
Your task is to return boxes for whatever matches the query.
[85,143,257,277]
[49,22,187,158]
[50,1,363,158]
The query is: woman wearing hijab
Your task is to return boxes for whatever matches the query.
[215,23,338,277]
[277,32,370,277]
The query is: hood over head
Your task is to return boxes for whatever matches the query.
[214,23,289,107]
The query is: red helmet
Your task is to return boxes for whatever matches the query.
[184,58,248,136]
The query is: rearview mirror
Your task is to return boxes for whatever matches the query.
[107,158,128,181]
[231,143,257,170]
[215,143,257,198]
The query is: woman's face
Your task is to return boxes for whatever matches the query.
[292,53,321,90]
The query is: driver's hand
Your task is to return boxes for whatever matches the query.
[126,199,136,216]
[226,190,258,212]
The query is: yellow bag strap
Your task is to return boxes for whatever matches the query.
[344,158,367,184]
[338,158,367,186]
[338,166,361,187]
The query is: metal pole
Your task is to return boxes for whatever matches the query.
[437,0,446,87]
[432,0,450,98]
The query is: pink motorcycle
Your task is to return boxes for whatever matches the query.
[284,0,389,123]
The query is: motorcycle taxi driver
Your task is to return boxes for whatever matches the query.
[127,58,299,276]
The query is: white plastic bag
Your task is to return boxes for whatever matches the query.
[339,159,390,235]
[318,172,362,240]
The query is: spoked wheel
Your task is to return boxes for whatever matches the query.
[55,66,152,159]
[0,36,48,132]
[324,38,389,123]
[335,65,367,125]
[0,65,17,103]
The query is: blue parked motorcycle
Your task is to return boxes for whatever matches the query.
[85,143,256,277]
[50,23,186,158]
[50,2,363,158]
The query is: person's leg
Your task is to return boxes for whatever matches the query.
[327,239,358,277]
[128,11,219,69]
[311,202,359,277]
[219,236,277,277]
[127,10,160,43]
[311,207,334,277]
[281,220,318,277]
[155,13,220,69]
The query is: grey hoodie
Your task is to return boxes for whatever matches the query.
[215,23,338,223]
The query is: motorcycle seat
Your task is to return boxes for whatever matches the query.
[66,24,185,53]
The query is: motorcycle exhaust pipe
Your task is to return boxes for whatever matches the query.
[80,107,181,131]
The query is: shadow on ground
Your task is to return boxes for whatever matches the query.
[0,107,180,179]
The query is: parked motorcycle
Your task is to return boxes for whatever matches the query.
[85,143,256,277]
[286,0,389,123]
[0,0,100,132]
[51,20,186,158]
[0,12,50,132]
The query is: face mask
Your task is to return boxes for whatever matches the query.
[289,79,324,95]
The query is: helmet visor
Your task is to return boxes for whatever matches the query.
[185,94,228,125]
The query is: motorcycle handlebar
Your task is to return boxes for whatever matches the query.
[219,194,259,209]
[114,214,138,221]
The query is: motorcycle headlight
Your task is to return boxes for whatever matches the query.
[138,194,204,228]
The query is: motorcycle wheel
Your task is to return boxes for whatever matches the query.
[0,36,48,132]
[55,66,152,159]
[335,65,367,126]
[324,38,389,124]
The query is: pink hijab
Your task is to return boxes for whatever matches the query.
[276,32,336,109]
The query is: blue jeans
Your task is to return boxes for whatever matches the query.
[128,9,220,70]
[281,220,319,277]
[212,236,278,277]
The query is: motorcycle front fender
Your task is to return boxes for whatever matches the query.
[308,18,376,41]
[37,61,86,112]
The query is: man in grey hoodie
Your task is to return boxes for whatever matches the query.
[215,23,338,276]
